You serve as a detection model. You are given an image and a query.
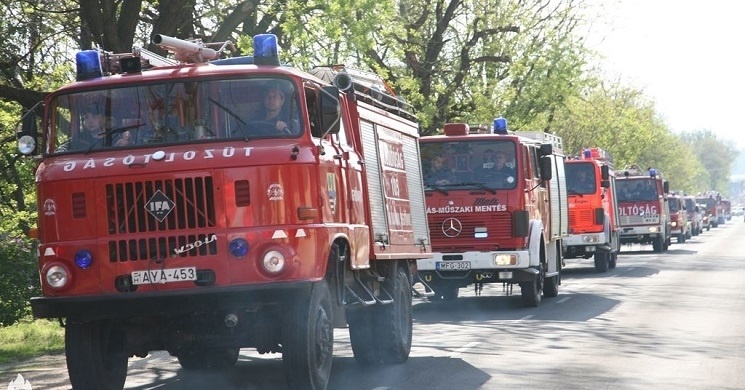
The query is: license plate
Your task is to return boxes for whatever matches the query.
[131,267,197,285]
[436,261,471,271]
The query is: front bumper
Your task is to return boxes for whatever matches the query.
[31,281,311,321]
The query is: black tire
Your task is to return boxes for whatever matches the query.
[609,252,617,269]
[594,250,609,273]
[282,280,334,390]
[652,236,664,253]
[348,266,413,364]
[520,266,543,307]
[543,275,559,298]
[177,346,240,370]
[66,320,128,390]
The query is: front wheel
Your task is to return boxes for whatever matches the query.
[282,280,334,390]
[66,320,128,390]
[594,250,610,272]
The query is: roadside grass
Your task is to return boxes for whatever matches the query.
[0,318,64,365]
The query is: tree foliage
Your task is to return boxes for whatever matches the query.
[0,0,738,241]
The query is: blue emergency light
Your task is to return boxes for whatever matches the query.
[75,50,103,81]
[493,117,508,134]
[253,34,280,66]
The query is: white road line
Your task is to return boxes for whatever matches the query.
[557,297,571,303]
[450,341,480,358]
[518,314,534,321]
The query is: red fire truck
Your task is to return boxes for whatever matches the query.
[417,120,568,307]
[563,148,620,272]
[667,193,690,243]
[17,34,431,389]
[696,193,719,229]
[615,165,671,252]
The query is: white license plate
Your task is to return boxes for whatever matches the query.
[131,267,197,285]
[436,261,471,271]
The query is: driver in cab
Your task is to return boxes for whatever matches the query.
[474,149,515,185]
[255,85,295,135]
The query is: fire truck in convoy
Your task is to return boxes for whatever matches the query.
[667,193,690,243]
[683,195,703,236]
[615,165,671,252]
[563,148,620,272]
[417,120,568,307]
[697,193,720,229]
[17,34,432,389]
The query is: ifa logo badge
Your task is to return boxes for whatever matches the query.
[145,190,175,222]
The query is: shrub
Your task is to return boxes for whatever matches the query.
[0,237,40,326]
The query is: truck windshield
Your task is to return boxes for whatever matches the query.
[616,178,659,202]
[565,162,596,195]
[50,77,302,154]
[669,198,681,212]
[420,140,517,190]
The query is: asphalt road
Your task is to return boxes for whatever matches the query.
[3,219,745,390]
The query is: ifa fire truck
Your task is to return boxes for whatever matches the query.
[563,148,620,272]
[667,193,690,243]
[615,165,671,252]
[17,34,431,390]
[416,120,568,307]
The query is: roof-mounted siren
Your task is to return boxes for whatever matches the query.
[253,34,280,66]
[76,50,103,81]
[649,168,658,178]
[332,72,353,92]
[152,34,219,63]
[493,117,508,135]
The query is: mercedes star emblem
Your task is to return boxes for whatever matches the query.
[442,217,463,237]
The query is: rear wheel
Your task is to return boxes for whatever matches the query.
[66,320,128,390]
[609,251,618,269]
[349,266,412,364]
[282,280,334,390]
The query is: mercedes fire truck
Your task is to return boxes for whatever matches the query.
[417,120,568,307]
[615,165,671,252]
[563,148,620,272]
[17,34,431,390]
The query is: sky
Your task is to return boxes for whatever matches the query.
[582,0,745,150]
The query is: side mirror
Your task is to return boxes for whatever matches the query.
[539,143,552,156]
[601,179,610,188]
[17,108,41,155]
[540,155,553,180]
[663,181,669,194]
[601,165,610,180]
[319,86,341,136]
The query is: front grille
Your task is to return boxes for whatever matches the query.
[429,213,512,251]
[106,177,216,234]
[569,208,594,226]
[108,233,218,262]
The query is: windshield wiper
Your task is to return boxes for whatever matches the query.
[454,182,497,194]
[207,97,250,140]
[85,123,145,154]
[567,189,583,197]
[424,184,449,195]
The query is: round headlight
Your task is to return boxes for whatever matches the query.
[229,238,249,257]
[17,135,36,155]
[46,265,69,289]
[74,250,93,269]
[262,250,286,274]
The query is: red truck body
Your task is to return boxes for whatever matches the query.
[19,35,431,389]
